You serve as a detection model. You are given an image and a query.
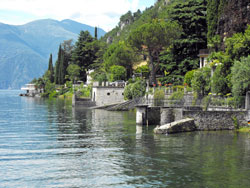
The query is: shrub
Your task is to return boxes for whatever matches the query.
[184,70,196,87]
[124,83,133,100]
[169,90,184,100]
[154,89,165,106]
[231,55,250,97]
[109,65,127,82]
[211,64,231,95]
[124,80,146,100]
[79,85,92,98]
[191,67,211,96]
[202,95,211,111]
[135,65,149,78]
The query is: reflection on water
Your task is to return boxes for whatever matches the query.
[1,90,250,187]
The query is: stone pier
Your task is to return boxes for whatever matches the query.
[136,105,148,125]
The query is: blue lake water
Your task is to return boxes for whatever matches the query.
[1,90,250,188]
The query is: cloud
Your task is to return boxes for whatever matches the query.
[0,0,153,31]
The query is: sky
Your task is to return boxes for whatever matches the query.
[0,0,156,31]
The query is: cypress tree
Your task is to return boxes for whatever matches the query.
[55,45,62,84]
[48,53,54,83]
[58,50,65,85]
[95,27,98,40]
[207,0,220,42]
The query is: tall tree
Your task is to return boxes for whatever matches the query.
[128,19,181,85]
[58,51,65,85]
[94,27,98,40]
[48,53,54,83]
[54,45,67,85]
[54,45,62,84]
[159,0,207,84]
[71,31,97,82]
[103,41,136,79]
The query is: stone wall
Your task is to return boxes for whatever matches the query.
[183,110,248,131]
[72,94,96,107]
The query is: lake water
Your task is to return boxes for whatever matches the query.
[1,90,250,188]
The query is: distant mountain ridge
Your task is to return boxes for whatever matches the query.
[0,19,106,89]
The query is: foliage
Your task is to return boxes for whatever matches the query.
[231,55,250,97]
[225,25,250,61]
[103,42,136,79]
[207,0,227,43]
[124,84,133,100]
[41,80,56,98]
[154,88,165,106]
[124,80,146,100]
[184,70,196,87]
[169,90,184,101]
[202,95,211,111]
[207,0,220,43]
[90,70,107,83]
[109,65,127,82]
[191,67,211,96]
[226,97,245,109]
[78,85,92,98]
[159,0,207,84]
[67,64,81,82]
[232,116,240,130]
[54,45,63,84]
[135,65,149,78]
[48,54,54,83]
[128,19,181,85]
[71,31,98,81]
[211,64,231,95]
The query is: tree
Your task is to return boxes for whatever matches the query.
[67,64,80,82]
[54,45,62,84]
[159,0,207,84]
[191,67,211,96]
[103,41,136,79]
[94,27,98,40]
[48,53,54,83]
[184,70,196,87]
[207,0,220,43]
[109,65,126,82]
[128,19,181,85]
[71,31,98,82]
[54,45,67,85]
[231,56,250,97]
[225,25,250,61]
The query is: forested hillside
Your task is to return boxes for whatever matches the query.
[102,0,207,84]
[34,0,250,102]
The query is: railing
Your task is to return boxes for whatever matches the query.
[139,98,186,108]
[138,96,245,110]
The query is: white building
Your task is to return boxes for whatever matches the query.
[198,49,210,68]
[21,84,41,96]
[92,82,125,106]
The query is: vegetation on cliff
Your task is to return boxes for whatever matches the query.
[32,0,250,104]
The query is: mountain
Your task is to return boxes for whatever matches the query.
[0,19,106,89]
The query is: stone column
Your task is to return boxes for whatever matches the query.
[245,91,250,110]
[136,105,148,125]
[160,107,175,125]
[246,91,250,123]
[72,93,76,107]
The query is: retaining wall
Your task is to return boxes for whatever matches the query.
[183,110,248,130]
